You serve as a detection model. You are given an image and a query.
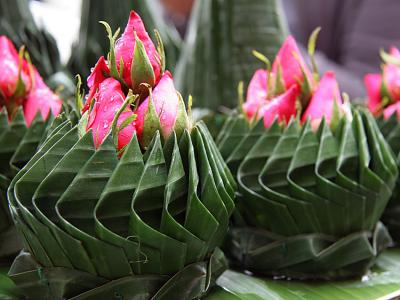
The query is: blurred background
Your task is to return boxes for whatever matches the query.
[8,0,400,99]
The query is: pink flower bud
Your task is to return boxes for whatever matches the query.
[263,85,299,128]
[243,69,268,120]
[115,11,161,89]
[23,68,62,127]
[83,56,110,113]
[0,36,31,100]
[383,56,400,102]
[301,72,342,123]
[136,71,179,143]
[364,73,383,116]
[272,36,313,91]
[86,78,136,150]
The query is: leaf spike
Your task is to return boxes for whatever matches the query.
[308,27,321,81]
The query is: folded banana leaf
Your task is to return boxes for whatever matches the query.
[377,114,400,242]
[0,0,75,98]
[175,0,288,110]
[205,248,400,300]
[68,0,182,80]
[0,108,72,261]
[217,109,398,279]
[8,121,235,299]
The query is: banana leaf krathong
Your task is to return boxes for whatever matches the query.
[7,119,235,299]
[175,0,288,110]
[376,115,400,242]
[364,48,400,243]
[217,109,397,279]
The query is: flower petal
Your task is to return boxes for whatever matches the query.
[115,10,161,89]
[383,101,400,120]
[243,69,268,120]
[136,71,179,141]
[87,77,135,150]
[23,68,62,127]
[272,35,313,91]
[389,46,400,59]
[301,71,342,123]
[263,85,299,128]
[365,73,383,116]
[383,63,400,102]
[0,36,31,99]
[83,56,110,113]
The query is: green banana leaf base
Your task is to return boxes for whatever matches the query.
[9,248,227,300]
[377,114,400,243]
[226,222,392,280]
[0,109,69,261]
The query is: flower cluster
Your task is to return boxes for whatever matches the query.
[243,36,349,130]
[81,11,188,152]
[0,36,62,126]
[365,47,400,119]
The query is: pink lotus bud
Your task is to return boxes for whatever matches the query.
[0,36,31,102]
[115,11,161,89]
[243,69,268,120]
[301,72,342,124]
[135,71,180,146]
[86,78,136,150]
[384,101,400,120]
[364,73,383,116]
[83,56,110,113]
[272,36,313,91]
[383,57,400,102]
[23,68,62,127]
[263,85,298,128]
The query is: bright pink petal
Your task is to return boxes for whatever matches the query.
[272,35,313,90]
[0,36,31,99]
[263,85,298,128]
[365,73,383,116]
[243,69,268,120]
[389,47,400,59]
[115,10,161,88]
[87,77,135,150]
[23,68,62,127]
[383,101,400,120]
[83,56,110,113]
[301,71,342,123]
[383,64,400,102]
[136,71,179,141]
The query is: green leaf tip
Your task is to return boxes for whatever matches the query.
[100,21,121,81]
[237,81,245,115]
[110,92,138,148]
[308,27,321,82]
[252,50,271,71]
[141,86,161,149]
[131,31,156,91]
[380,48,400,67]
[75,74,84,115]
[154,29,166,73]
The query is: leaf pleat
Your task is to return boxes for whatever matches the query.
[0,108,27,178]
[259,120,320,234]
[94,134,145,274]
[179,130,220,251]
[129,132,187,275]
[238,121,300,235]
[160,133,207,265]
[192,127,230,250]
